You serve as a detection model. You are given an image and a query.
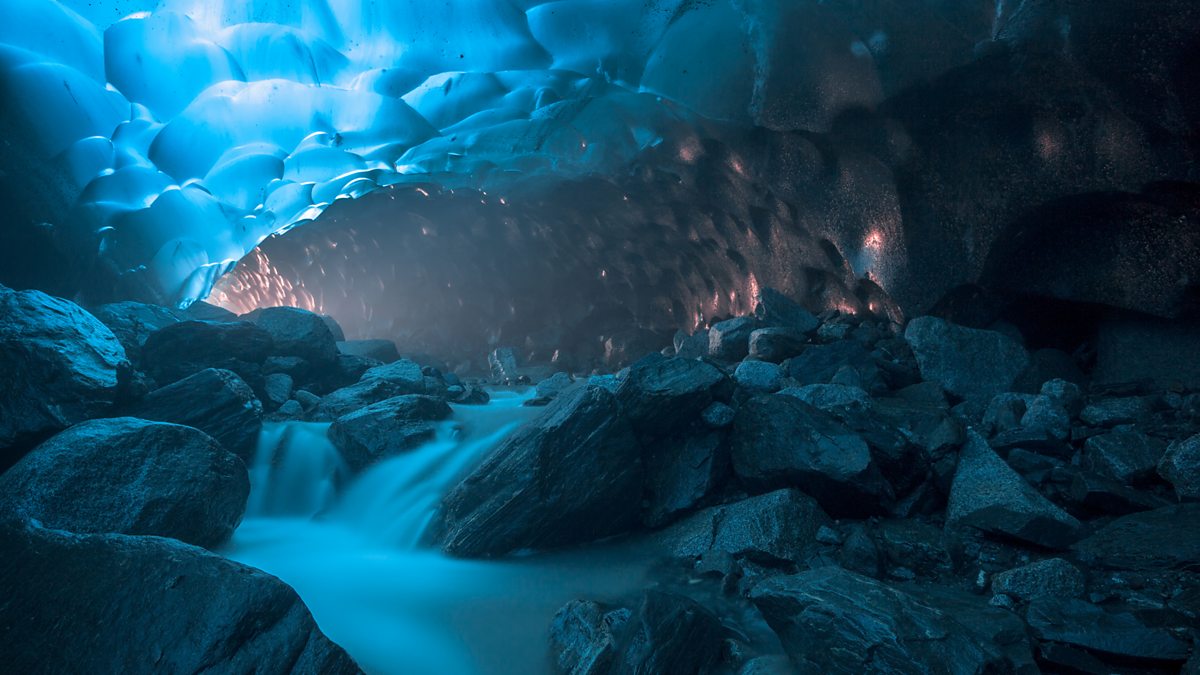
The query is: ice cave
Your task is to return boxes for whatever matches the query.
[1,0,1199,673]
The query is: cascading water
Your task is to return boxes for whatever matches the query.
[224,389,654,675]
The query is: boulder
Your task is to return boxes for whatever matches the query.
[320,314,346,341]
[1066,469,1171,516]
[733,360,783,393]
[778,383,871,414]
[310,358,427,420]
[0,288,126,464]
[90,300,181,356]
[904,316,1029,400]
[1158,434,1200,500]
[754,288,819,332]
[180,301,237,322]
[1073,504,1200,570]
[489,347,520,380]
[615,355,729,443]
[0,522,358,674]
[328,395,453,471]
[337,339,400,363]
[653,489,830,563]
[946,431,1080,548]
[0,418,248,549]
[784,340,881,391]
[642,431,728,527]
[550,600,629,675]
[244,306,340,366]
[731,395,891,516]
[747,327,807,362]
[123,368,263,461]
[1084,431,1165,485]
[708,317,757,361]
[550,593,723,675]
[262,372,294,409]
[1079,396,1157,427]
[140,320,272,388]
[673,329,709,360]
[751,567,1029,673]
[438,386,643,557]
[535,372,577,401]
[1025,597,1190,664]
[609,592,724,675]
[991,558,1084,603]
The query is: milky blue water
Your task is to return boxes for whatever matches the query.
[223,389,652,675]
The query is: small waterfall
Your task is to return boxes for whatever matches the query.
[224,388,653,675]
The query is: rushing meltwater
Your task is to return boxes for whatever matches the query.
[223,389,653,675]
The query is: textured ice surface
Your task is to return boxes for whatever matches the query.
[0,0,883,304]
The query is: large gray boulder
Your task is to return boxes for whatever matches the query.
[140,320,273,388]
[731,394,892,516]
[438,386,643,557]
[0,521,359,674]
[615,354,729,443]
[1073,504,1200,571]
[947,431,1080,548]
[708,317,758,361]
[328,395,452,471]
[310,358,427,421]
[244,306,341,367]
[904,316,1029,400]
[123,368,263,462]
[0,418,248,549]
[91,300,181,357]
[0,288,127,464]
[751,567,1030,673]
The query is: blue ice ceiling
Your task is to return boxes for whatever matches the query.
[0,0,882,306]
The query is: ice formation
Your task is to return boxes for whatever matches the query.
[0,0,884,305]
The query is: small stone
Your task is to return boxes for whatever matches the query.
[701,402,735,429]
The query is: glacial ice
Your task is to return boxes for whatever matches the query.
[0,0,884,305]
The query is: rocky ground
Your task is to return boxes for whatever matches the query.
[3,282,1200,674]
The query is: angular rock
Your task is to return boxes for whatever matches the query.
[1084,431,1165,485]
[779,383,871,414]
[731,395,892,516]
[141,320,272,387]
[1079,396,1157,427]
[983,393,1036,435]
[0,418,248,548]
[946,431,1080,548]
[708,317,757,361]
[733,360,783,393]
[1040,378,1083,415]
[748,327,807,363]
[1159,434,1200,500]
[1073,504,1200,570]
[123,368,263,462]
[311,358,427,420]
[673,329,709,360]
[754,288,819,332]
[328,395,452,471]
[535,372,576,401]
[616,354,729,443]
[654,489,830,564]
[904,316,1029,400]
[181,301,237,322]
[550,600,629,675]
[489,347,519,380]
[244,306,340,366]
[991,558,1084,603]
[785,340,879,390]
[439,386,643,557]
[90,300,181,356]
[610,592,723,675]
[0,522,358,674]
[1025,597,1190,663]
[751,567,1028,673]
[876,519,954,579]
[1019,395,1071,441]
[643,431,728,527]
[0,288,126,463]
[1067,469,1170,516]
[337,339,400,363]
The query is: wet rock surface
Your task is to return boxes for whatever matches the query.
[0,288,127,466]
[0,417,248,549]
[0,521,359,674]
[122,368,263,462]
[328,395,453,471]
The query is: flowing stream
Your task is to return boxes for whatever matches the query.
[223,389,653,675]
